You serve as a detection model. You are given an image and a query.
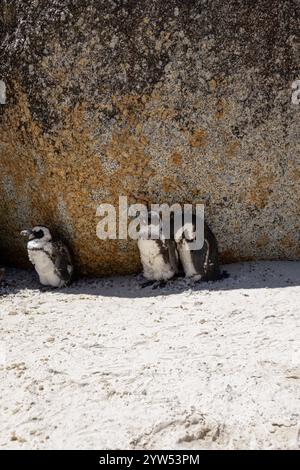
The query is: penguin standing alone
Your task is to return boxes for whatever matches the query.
[21,226,73,287]
[137,211,182,288]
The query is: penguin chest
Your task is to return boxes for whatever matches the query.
[138,240,174,281]
[28,248,61,287]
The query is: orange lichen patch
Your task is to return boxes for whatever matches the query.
[105,129,150,181]
[162,176,180,193]
[0,83,144,275]
[214,97,230,120]
[240,163,275,210]
[247,176,273,209]
[141,91,178,121]
[221,251,255,264]
[209,78,217,92]
[281,235,294,249]
[225,141,240,158]
[158,106,178,121]
[112,94,149,127]
[220,250,240,264]
[220,163,228,173]
[169,151,182,166]
[256,234,269,247]
[189,129,207,148]
[241,255,255,262]
[99,120,155,236]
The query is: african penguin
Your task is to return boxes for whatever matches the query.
[174,213,228,282]
[137,211,182,288]
[21,226,73,287]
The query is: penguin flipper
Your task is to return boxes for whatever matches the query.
[52,241,73,285]
[140,280,167,289]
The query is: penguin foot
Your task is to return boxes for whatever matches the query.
[202,270,230,282]
[188,275,202,285]
[140,280,167,289]
[220,270,230,279]
[140,280,156,288]
[39,285,56,292]
[173,272,185,280]
[151,280,167,290]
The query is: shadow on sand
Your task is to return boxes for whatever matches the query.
[1,261,299,299]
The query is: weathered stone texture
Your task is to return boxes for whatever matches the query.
[0,0,299,274]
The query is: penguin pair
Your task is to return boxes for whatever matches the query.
[21,226,73,288]
[137,210,227,288]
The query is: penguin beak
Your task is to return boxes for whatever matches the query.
[21,229,33,239]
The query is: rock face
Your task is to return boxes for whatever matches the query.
[0,0,299,275]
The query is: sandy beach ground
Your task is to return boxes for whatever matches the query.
[0,261,299,450]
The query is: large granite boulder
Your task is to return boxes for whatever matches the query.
[0,0,299,275]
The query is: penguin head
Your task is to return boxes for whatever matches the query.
[21,226,52,242]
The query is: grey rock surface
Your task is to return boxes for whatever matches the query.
[0,0,299,274]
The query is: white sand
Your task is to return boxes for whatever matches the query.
[0,261,299,450]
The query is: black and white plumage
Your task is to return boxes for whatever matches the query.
[137,211,182,287]
[21,226,73,287]
[174,213,228,282]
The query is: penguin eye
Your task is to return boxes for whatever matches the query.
[33,229,44,239]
